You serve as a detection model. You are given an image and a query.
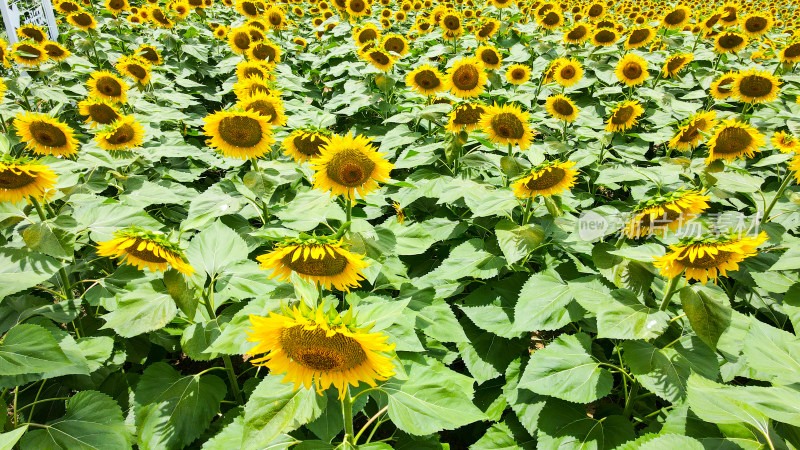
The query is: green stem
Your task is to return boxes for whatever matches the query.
[761,170,794,227]
[507,142,513,158]
[562,119,567,142]
[659,277,680,311]
[30,198,74,300]
[354,405,388,444]
[342,389,355,446]
[222,355,244,405]
[346,199,353,223]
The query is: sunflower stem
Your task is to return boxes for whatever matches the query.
[222,355,244,405]
[659,276,680,311]
[761,169,794,227]
[561,119,567,142]
[507,142,513,158]
[342,388,355,446]
[30,198,74,301]
[346,199,353,223]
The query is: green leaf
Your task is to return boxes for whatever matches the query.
[100,281,178,338]
[607,243,666,262]
[22,222,74,259]
[519,333,613,403]
[458,319,527,384]
[163,269,198,318]
[20,391,130,450]
[423,239,505,282]
[276,190,345,232]
[686,374,770,434]
[186,220,249,279]
[134,362,226,450]
[494,219,545,265]
[0,426,27,450]
[242,375,326,450]
[403,288,468,343]
[513,271,582,332]
[680,286,732,351]
[537,399,634,449]
[0,248,64,298]
[182,181,247,230]
[596,289,669,340]
[743,319,800,384]
[635,434,704,450]
[459,274,526,339]
[0,324,72,376]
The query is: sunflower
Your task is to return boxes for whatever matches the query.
[505,64,531,85]
[78,98,121,128]
[15,112,79,157]
[135,44,163,65]
[363,48,395,71]
[546,94,579,122]
[605,100,644,133]
[439,10,463,39]
[233,76,279,100]
[480,103,533,151]
[283,129,332,163]
[654,232,768,284]
[11,42,47,66]
[780,42,800,63]
[248,41,282,64]
[17,24,48,42]
[55,0,82,13]
[615,53,649,86]
[731,69,781,103]
[228,27,252,54]
[345,0,368,17]
[236,60,274,81]
[263,6,286,29]
[705,119,765,163]
[172,1,191,18]
[476,45,502,70]
[625,25,655,50]
[563,22,590,44]
[310,133,393,200]
[116,56,152,86]
[445,103,485,133]
[475,18,500,41]
[591,28,618,46]
[662,5,691,29]
[238,93,287,126]
[246,302,395,398]
[719,3,738,27]
[772,131,800,153]
[714,31,748,54]
[105,0,129,14]
[669,111,717,150]
[554,58,583,87]
[538,10,563,30]
[67,11,97,30]
[236,0,261,17]
[87,71,129,103]
[512,160,578,198]
[709,71,737,100]
[741,13,773,37]
[41,42,70,62]
[353,23,381,46]
[293,37,307,49]
[0,40,9,68]
[95,116,145,151]
[97,227,194,274]
[446,57,487,98]
[662,53,693,78]
[382,34,408,57]
[624,190,710,238]
[204,110,274,159]
[405,64,446,96]
[0,79,5,100]
[0,156,58,203]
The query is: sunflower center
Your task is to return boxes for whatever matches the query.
[385,37,404,53]
[452,64,479,90]
[559,65,575,79]
[678,125,700,143]
[667,56,686,73]
[233,32,251,50]
[279,325,367,371]
[714,127,752,155]
[744,17,767,33]
[269,12,283,25]
[106,123,135,145]
[491,113,525,139]
[719,34,744,49]
[45,44,66,58]
[623,62,643,79]
[595,29,616,43]
[282,246,349,276]
[785,43,800,58]
[511,68,526,80]
[127,64,147,80]
[664,9,686,25]
[480,49,499,65]
[0,169,35,189]
[414,70,440,89]
[717,77,734,94]
[97,77,123,97]
[139,49,158,63]
[478,22,495,37]
[443,16,460,30]
[219,116,264,148]
[588,4,602,17]
[242,2,257,15]
[567,26,587,40]
[677,249,733,269]
[246,100,277,121]
[73,12,93,26]
[243,67,265,79]
[29,121,68,147]
[369,51,390,65]
[526,167,566,191]
[326,148,376,187]
[126,239,169,263]
[738,75,772,98]
[349,0,365,12]
[22,29,46,41]
[17,44,42,60]
[628,28,650,44]
[252,44,277,61]
[553,98,574,116]
[454,105,484,125]
[611,106,635,125]
[359,29,377,43]
[542,11,559,25]
[61,2,79,11]
[294,134,326,156]
[89,104,120,125]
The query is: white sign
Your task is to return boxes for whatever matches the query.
[1,0,59,44]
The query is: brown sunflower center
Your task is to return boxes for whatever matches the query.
[542,11,560,26]
[384,37,405,53]
[622,61,643,79]
[678,125,700,143]
[369,51,390,65]
[552,98,574,116]
[126,63,148,80]
[718,33,744,50]
[349,0,366,12]
[44,44,66,58]
[233,32,251,50]
[279,325,367,371]
[97,76,123,97]
[443,15,460,31]
[567,26,587,40]
[664,9,686,25]
[88,104,120,125]
[611,106,635,125]
[17,44,42,60]
[478,22,496,37]
[359,29,377,43]
[414,70,440,89]
[243,67,266,79]
[73,12,93,26]
[126,239,169,263]
[784,43,800,58]
[480,49,499,66]
[0,169,35,190]
[738,75,773,98]
[667,56,687,73]
[452,64,479,90]
[245,100,277,121]
[525,167,566,191]
[453,105,484,125]
[588,4,602,17]
[218,115,264,148]
[326,148,376,187]
[559,65,576,79]
[242,1,257,15]
[252,43,277,61]
[60,2,80,12]
[714,127,752,155]
[294,134,327,156]
[677,249,733,269]
[628,28,651,45]
[106,123,136,146]
[281,246,349,276]
[744,17,767,33]
[29,121,68,147]
[511,68,526,80]
[716,77,734,94]
[22,28,46,42]
[491,113,525,139]
[265,12,281,25]
[249,29,265,42]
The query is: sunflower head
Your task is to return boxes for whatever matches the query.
[310,133,393,200]
[246,302,395,397]
[780,42,800,63]
[135,44,163,65]
[662,53,693,78]
[204,109,275,159]
[715,31,748,54]
[615,53,649,86]
[116,55,152,86]
[662,5,691,29]
[505,64,531,85]
[364,48,395,71]
[67,11,97,30]
[96,226,194,274]
[605,100,644,133]
[592,28,618,46]
[233,76,280,100]
[480,103,533,151]
[96,116,146,151]
[248,40,282,64]
[705,119,765,164]
[668,111,717,151]
[382,34,408,56]
[78,97,121,128]
[42,42,71,61]
[0,155,58,203]
[545,94,579,122]
[710,71,738,100]
[772,131,800,154]
[445,102,485,133]
[17,24,48,42]
[624,189,711,238]
[475,18,500,41]
[15,112,79,157]
[476,45,502,70]
[283,128,332,162]
[554,58,583,87]
[11,42,47,67]
[731,69,781,103]
[405,64,446,96]
[564,23,590,44]
[512,160,578,198]
[741,13,773,37]
[228,27,252,54]
[87,70,129,103]
[237,93,287,126]
[447,57,487,98]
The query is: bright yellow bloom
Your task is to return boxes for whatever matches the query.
[96,227,194,274]
[310,133,393,200]
[0,157,58,203]
[512,160,578,198]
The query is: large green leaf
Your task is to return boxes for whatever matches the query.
[100,281,178,337]
[743,319,800,384]
[680,286,732,351]
[134,362,227,449]
[686,374,771,437]
[459,274,526,339]
[596,289,669,340]
[0,426,27,450]
[513,271,582,332]
[0,248,64,299]
[185,220,249,280]
[0,324,72,376]
[494,219,545,265]
[537,399,635,449]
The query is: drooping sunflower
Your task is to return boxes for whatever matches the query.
[554,58,583,87]
[709,71,738,100]
[545,94,579,122]
[204,110,274,159]
[624,25,656,50]
[283,129,332,163]
[475,45,502,70]
[780,42,800,64]
[662,53,693,78]
[512,160,578,198]
[87,71,129,103]
[772,131,800,153]
[245,302,395,397]
[605,100,644,133]
[78,97,121,128]
[17,24,48,42]
[731,69,781,103]
[661,5,691,29]
[238,93,287,126]
[714,31,748,54]
[96,227,194,274]
[11,42,48,67]
[310,133,393,200]
[41,42,70,61]
[740,13,773,37]
[116,55,152,86]
[475,18,500,41]
[615,53,649,86]
[505,64,531,85]
[248,40,282,64]
[405,64,447,96]
[95,116,145,151]
[705,119,765,163]
[15,112,79,157]
[624,189,711,238]
[363,48,395,72]
[479,103,533,151]
[668,110,717,150]
[445,103,485,133]
[564,22,590,44]
[67,11,97,30]
[135,44,163,65]
[654,232,768,284]
[446,57,487,98]
[0,156,58,203]
[591,28,618,47]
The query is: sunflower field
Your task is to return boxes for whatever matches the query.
[5,0,800,448]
